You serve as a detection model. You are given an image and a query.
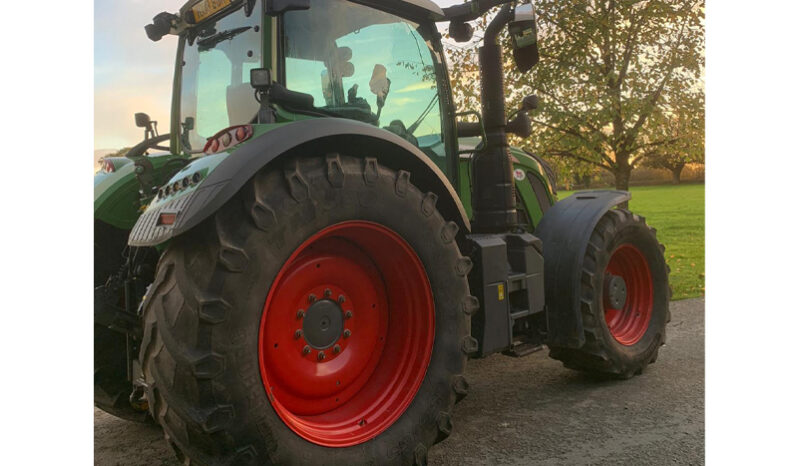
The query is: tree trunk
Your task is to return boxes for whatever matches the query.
[614,166,631,191]
[670,164,685,185]
[576,173,592,189]
[613,165,632,209]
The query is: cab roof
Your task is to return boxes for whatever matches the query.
[355,0,445,21]
[177,0,446,30]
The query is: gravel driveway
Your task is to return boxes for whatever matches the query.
[95,298,704,465]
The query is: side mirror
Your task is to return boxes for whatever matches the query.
[265,0,310,16]
[521,95,539,112]
[507,95,538,139]
[509,3,540,72]
[145,12,176,42]
[449,21,474,43]
[135,112,158,140]
[135,113,151,128]
[507,111,532,139]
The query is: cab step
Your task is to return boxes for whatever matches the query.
[502,342,544,358]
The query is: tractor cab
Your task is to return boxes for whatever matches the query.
[282,0,446,153]
[160,0,453,172]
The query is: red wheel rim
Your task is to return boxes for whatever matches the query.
[603,244,654,346]
[258,221,435,447]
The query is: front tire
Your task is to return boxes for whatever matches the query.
[548,209,671,378]
[140,155,475,465]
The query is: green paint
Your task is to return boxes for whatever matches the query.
[94,162,141,229]
[456,143,556,228]
[509,146,556,228]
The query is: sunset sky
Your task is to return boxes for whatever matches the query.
[94,0,463,151]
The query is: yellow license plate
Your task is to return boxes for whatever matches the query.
[192,0,232,23]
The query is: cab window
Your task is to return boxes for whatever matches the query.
[283,0,444,163]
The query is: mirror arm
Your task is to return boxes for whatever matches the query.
[456,111,487,142]
[442,0,513,22]
[484,3,514,45]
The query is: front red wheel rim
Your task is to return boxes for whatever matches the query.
[258,221,435,447]
[603,244,654,346]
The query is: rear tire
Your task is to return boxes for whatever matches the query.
[548,209,671,378]
[140,155,474,465]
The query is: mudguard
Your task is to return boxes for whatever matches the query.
[94,158,139,230]
[129,118,470,247]
[95,152,189,230]
[535,190,631,348]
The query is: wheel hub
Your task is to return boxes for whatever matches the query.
[258,221,435,447]
[302,299,343,349]
[604,274,628,309]
[603,244,654,346]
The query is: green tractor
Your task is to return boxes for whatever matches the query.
[94,0,670,463]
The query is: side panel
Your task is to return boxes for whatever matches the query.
[510,147,556,229]
[534,190,631,348]
[130,118,470,247]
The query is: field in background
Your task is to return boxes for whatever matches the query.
[559,184,705,300]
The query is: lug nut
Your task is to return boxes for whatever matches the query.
[324,288,332,297]
[317,352,326,361]
[343,329,351,339]
[297,309,305,319]
[344,310,353,319]
[333,344,341,354]
[308,294,317,303]
[302,345,311,355]
[338,295,346,304]
[294,329,303,339]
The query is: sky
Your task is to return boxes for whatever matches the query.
[94,0,463,151]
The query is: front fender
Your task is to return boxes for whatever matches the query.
[535,190,631,348]
[129,118,470,247]
[95,153,189,230]
[94,159,139,230]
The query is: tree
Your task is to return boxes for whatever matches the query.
[643,90,704,184]
[446,0,705,192]
[108,147,131,158]
[549,157,597,190]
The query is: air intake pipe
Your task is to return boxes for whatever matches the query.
[471,3,517,233]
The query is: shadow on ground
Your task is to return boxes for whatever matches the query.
[95,299,704,465]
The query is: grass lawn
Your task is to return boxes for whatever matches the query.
[559,184,705,300]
